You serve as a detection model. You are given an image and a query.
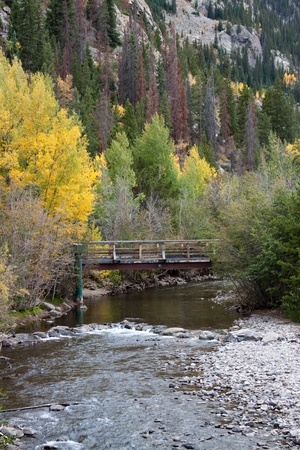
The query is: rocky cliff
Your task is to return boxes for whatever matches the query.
[166,0,262,68]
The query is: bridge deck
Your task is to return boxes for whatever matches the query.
[75,240,218,271]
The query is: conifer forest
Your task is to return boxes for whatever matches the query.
[0,0,300,324]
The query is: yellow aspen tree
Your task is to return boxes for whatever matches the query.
[181,145,216,198]
[286,140,300,157]
[177,146,216,238]
[0,51,96,223]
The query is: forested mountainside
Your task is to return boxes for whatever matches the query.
[1,0,300,161]
[0,0,300,322]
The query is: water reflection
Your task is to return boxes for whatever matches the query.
[57,280,237,330]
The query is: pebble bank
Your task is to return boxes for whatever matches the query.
[169,314,300,448]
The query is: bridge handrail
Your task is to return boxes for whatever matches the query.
[76,239,219,245]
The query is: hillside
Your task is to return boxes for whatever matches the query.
[0,0,299,170]
[1,0,299,72]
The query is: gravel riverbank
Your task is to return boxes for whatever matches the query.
[168,313,300,448]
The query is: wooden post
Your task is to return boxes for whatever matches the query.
[113,243,117,261]
[161,243,166,260]
[74,243,83,306]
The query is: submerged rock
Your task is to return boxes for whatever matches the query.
[49,404,65,412]
[161,327,186,336]
[198,330,217,340]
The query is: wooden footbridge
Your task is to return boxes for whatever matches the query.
[74,240,219,303]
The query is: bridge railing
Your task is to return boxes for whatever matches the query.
[75,239,219,263]
[73,239,219,303]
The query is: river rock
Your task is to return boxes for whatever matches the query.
[1,339,13,347]
[262,331,281,343]
[161,327,186,336]
[290,429,300,444]
[170,314,300,447]
[49,404,65,411]
[121,319,133,329]
[42,441,83,449]
[48,326,72,336]
[227,328,263,341]
[0,426,24,438]
[33,332,48,339]
[50,310,62,318]
[198,330,216,340]
[22,427,36,436]
[42,302,56,311]
[1,333,40,347]
[62,302,72,311]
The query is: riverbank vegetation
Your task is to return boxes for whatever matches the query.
[0,0,300,328]
[210,140,300,318]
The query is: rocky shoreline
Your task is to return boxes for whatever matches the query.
[83,271,215,299]
[167,314,300,448]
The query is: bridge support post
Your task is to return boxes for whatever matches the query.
[74,244,83,306]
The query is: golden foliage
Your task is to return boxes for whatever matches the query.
[230,81,247,98]
[181,146,216,197]
[188,72,197,86]
[0,52,96,223]
[286,140,300,156]
[113,104,125,118]
[283,72,297,87]
[56,74,75,108]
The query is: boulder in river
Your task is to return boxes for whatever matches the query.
[49,404,65,411]
[161,327,186,336]
[0,425,24,438]
[198,330,217,340]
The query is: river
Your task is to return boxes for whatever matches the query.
[0,281,280,449]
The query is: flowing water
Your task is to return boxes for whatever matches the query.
[0,281,271,449]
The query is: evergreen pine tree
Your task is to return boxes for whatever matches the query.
[106,0,121,48]
[10,0,47,72]
[118,26,138,105]
[123,99,138,145]
[146,55,159,121]
[235,85,252,146]
[164,24,189,143]
[262,78,294,142]
[46,0,75,75]
[189,72,205,145]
